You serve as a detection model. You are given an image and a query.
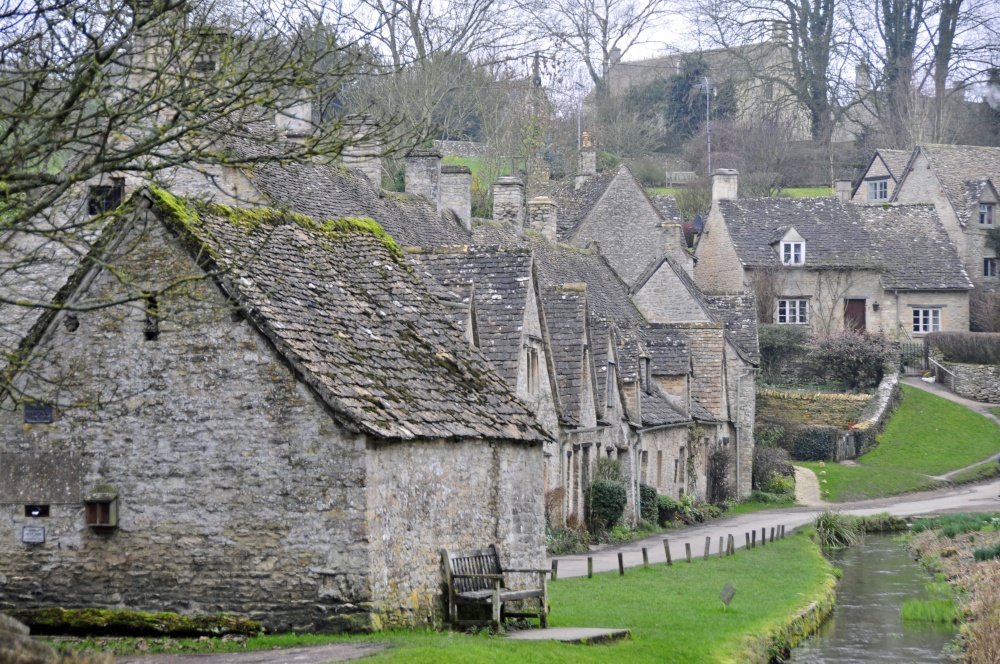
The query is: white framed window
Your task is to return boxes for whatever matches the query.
[912,308,941,334]
[980,204,995,226]
[867,180,888,201]
[781,241,804,265]
[986,258,998,278]
[526,347,539,394]
[777,299,809,324]
[606,361,615,409]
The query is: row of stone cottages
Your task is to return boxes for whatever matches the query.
[0,113,758,632]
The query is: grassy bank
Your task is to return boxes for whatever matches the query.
[51,531,834,663]
[800,385,1000,501]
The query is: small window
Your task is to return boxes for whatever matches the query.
[986,258,998,278]
[526,346,539,394]
[642,357,651,395]
[777,299,809,324]
[868,180,888,201]
[24,505,49,518]
[912,308,941,334]
[980,204,995,226]
[193,59,216,73]
[87,178,124,215]
[606,361,615,409]
[781,241,804,265]
[84,485,119,530]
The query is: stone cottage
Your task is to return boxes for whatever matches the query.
[695,169,973,338]
[0,188,547,632]
[850,148,913,205]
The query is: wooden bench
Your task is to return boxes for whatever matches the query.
[441,544,549,630]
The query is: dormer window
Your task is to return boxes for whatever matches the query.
[980,204,995,226]
[642,357,651,395]
[87,178,124,215]
[867,179,888,201]
[781,241,804,265]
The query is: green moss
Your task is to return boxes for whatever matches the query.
[5,607,262,638]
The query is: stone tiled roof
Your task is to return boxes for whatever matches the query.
[221,133,471,247]
[471,219,528,248]
[652,195,683,223]
[856,205,973,291]
[717,198,970,291]
[529,238,643,326]
[637,325,690,375]
[540,287,590,426]
[536,171,617,236]
[690,398,718,422]
[640,389,689,427]
[149,191,545,442]
[876,149,912,180]
[702,294,761,365]
[913,143,1000,226]
[406,247,534,387]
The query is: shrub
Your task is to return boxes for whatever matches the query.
[758,324,810,383]
[699,503,724,519]
[764,474,795,496]
[597,150,621,172]
[628,157,666,187]
[857,512,908,532]
[814,510,864,548]
[970,291,1000,332]
[592,457,626,486]
[544,488,565,526]
[812,331,895,390]
[791,425,838,461]
[546,524,589,556]
[927,331,1000,364]
[656,495,679,526]
[707,447,734,504]
[753,444,793,489]
[639,483,658,523]
[584,480,627,531]
[748,490,794,504]
[974,541,1000,561]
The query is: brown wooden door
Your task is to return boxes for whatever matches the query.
[844,299,866,332]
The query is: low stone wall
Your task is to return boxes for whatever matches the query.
[757,389,869,429]
[939,361,1000,404]
[433,140,490,159]
[851,373,901,456]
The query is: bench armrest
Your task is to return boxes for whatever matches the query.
[450,573,504,580]
[503,568,552,574]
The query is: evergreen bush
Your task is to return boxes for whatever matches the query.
[584,480,627,531]
[758,324,810,383]
[927,332,1000,364]
[656,495,679,526]
[791,425,838,461]
[812,331,895,390]
[639,483,658,523]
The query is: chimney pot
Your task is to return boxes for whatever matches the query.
[342,116,382,186]
[527,196,558,243]
[711,169,739,202]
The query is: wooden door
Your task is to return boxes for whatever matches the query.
[844,299,866,332]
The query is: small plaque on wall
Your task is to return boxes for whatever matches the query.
[22,526,45,544]
[23,404,54,424]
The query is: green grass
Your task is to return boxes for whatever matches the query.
[777,187,833,198]
[900,598,960,623]
[950,462,1000,485]
[990,406,1000,419]
[724,493,796,516]
[53,532,834,664]
[799,386,1000,501]
[645,187,683,196]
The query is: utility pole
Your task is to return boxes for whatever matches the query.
[700,77,714,176]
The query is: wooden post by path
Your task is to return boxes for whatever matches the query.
[761,528,766,547]
[751,530,756,548]
[704,537,711,560]
[728,534,735,555]
[642,547,649,568]
[664,539,672,565]
[745,532,750,549]
[618,552,624,576]
[685,543,692,563]
[587,557,593,578]
[781,525,786,538]
[551,560,558,580]
[718,537,724,559]
[770,527,775,543]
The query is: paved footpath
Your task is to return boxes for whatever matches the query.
[549,480,1000,578]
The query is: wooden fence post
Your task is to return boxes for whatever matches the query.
[642,547,649,568]
[751,530,756,548]
[618,552,624,576]
[685,543,692,563]
[761,527,766,547]
[718,537,724,559]
[551,560,558,580]
[664,539,672,565]
[745,532,750,549]
[770,527,775,543]
[587,557,593,578]
[704,537,711,560]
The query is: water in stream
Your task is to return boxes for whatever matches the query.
[789,533,957,663]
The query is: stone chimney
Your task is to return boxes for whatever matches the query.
[772,20,788,45]
[493,176,525,227]
[275,94,313,142]
[405,149,442,203]
[440,165,472,231]
[855,63,871,93]
[341,116,382,186]
[527,196,558,243]
[834,179,853,204]
[711,169,738,202]
[579,132,597,177]
[610,47,622,65]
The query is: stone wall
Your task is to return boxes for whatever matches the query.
[633,262,713,324]
[756,389,869,428]
[940,361,1000,403]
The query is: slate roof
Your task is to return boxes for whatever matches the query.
[702,294,761,365]
[535,171,617,237]
[406,247,534,387]
[717,198,971,291]
[540,288,590,426]
[471,219,528,248]
[876,149,912,180]
[640,389,690,427]
[652,195,683,223]
[637,325,690,376]
[221,133,471,247]
[147,191,544,442]
[910,143,1000,226]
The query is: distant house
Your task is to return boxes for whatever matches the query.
[695,169,973,337]
[888,144,1000,292]
[0,148,547,630]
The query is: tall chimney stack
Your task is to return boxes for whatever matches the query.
[341,116,382,186]
[405,149,442,203]
[834,179,853,204]
[440,165,472,231]
[493,176,525,227]
[711,169,739,202]
[527,196,558,243]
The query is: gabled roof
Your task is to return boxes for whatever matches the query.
[536,171,617,237]
[144,189,544,442]
[637,325,690,376]
[540,287,590,426]
[406,247,534,387]
[716,197,971,291]
[640,389,690,428]
[702,294,761,365]
[901,144,1000,226]
[876,149,913,181]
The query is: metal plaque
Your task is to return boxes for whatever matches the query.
[23,404,54,424]
[720,582,736,607]
[22,526,45,544]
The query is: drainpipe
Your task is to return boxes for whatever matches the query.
[559,441,567,525]
[734,368,754,501]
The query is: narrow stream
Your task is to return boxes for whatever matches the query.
[789,533,957,663]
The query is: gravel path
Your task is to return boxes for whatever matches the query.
[794,465,824,506]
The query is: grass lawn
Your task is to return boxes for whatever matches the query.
[990,406,1000,419]
[724,494,797,516]
[645,187,683,196]
[52,532,833,663]
[777,187,833,197]
[798,385,1000,501]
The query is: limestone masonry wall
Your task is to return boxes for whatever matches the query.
[942,362,1000,403]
